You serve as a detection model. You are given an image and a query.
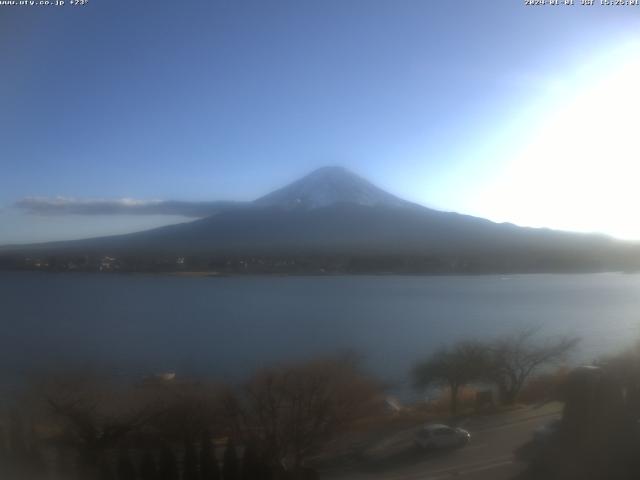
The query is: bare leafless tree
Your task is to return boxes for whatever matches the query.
[36,373,160,477]
[487,327,579,404]
[413,340,488,414]
[232,355,382,470]
[137,376,229,443]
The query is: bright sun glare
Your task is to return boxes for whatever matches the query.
[480,40,640,240]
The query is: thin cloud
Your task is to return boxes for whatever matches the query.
[14,197,244,217]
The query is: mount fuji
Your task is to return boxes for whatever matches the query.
[254,166,409,210]
[2,166,638,274]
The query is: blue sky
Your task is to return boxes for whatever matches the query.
[2,0,640,244]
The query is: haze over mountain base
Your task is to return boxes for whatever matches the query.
[2,167,639,274]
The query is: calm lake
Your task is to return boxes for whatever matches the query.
[2,272,640,396]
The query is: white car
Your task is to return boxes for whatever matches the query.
[532,418,562,442]
[415,424,471,450]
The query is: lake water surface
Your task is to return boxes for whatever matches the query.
[2,272,640,395]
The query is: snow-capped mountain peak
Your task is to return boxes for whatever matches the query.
[254,166,408,209]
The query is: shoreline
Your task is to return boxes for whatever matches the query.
[0,268,632,278]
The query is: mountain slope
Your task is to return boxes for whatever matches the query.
[2,166,639,273]
[254,166,409,209]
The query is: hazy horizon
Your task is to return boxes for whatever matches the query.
[5,5,640,479]
[3,1,640,244]
[1,163,633,247]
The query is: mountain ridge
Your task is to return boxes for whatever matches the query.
[1,166,638,274]
[254,166,410,210]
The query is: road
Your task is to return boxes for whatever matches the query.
[322,403,561,480]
